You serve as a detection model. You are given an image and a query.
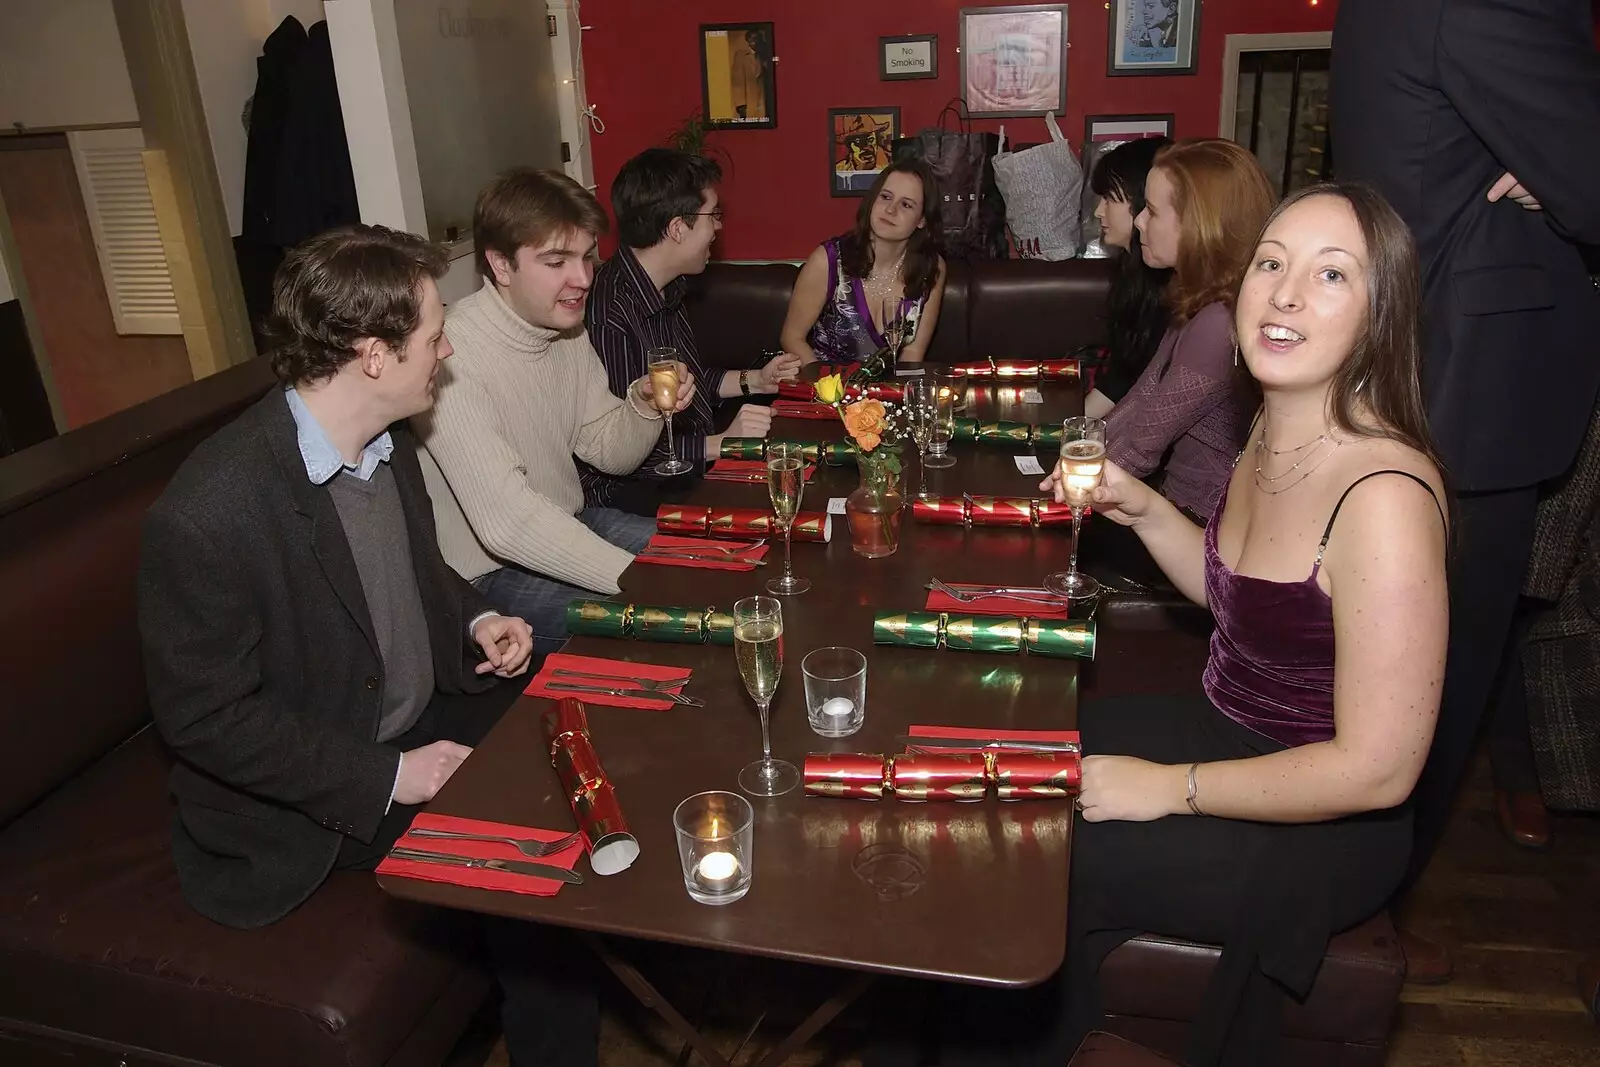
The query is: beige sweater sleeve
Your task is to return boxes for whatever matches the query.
[571,337,668,474]
[420,371,634,594]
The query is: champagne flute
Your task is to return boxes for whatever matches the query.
[734,596,798,797]
[648,347,692,476]
[765,441,811,596]
[906,378,937,498]
[1043,416,1108,600]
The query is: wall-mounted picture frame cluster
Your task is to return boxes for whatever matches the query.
[1108,0,1201,77]
[1085,113,1175,143]
[699,22,778,129]
[828,107,901,197]
[880,34,938,80]
[958,4,1068,118]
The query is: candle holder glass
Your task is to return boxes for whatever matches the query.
[802,646,867,738]
[673,791,754,905]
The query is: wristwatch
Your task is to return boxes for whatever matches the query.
[739,369,751,396]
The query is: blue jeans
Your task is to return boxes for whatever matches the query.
[473,506,656,661]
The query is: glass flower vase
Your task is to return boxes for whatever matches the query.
[845,446,904,559]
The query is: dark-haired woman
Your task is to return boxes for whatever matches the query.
[1084,138,1172,419]
[1019,183,1448,1063]
[781,159,947,365]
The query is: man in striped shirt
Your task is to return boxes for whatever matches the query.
[582,148,800,513]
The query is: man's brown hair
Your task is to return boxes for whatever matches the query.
[473,167,608,280]
[264,224,449,385]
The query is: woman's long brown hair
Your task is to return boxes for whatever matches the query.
[838,159,943,302]
[1249,181,1443,471]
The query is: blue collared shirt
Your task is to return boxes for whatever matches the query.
[284,387,394,483]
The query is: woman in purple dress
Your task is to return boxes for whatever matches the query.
[780,159,948,366]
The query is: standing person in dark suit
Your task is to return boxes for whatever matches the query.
[137,225,597,1066]
[1331,0,1600,980]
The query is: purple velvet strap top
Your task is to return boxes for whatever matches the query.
[1202,469,1442,747]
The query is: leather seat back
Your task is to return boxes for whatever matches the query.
[0,361,275,825]
[682,257,1112,371]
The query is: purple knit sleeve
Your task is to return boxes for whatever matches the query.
[1106,303,1236,478]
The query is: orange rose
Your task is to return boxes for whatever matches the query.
[855,431,882,452]
[841,399,886,437]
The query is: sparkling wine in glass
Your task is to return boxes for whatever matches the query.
[765,442,810,596]
[734,596,798,796]
[906,379,937,497]
[1044,416,1107,600]
[648,347,692,476]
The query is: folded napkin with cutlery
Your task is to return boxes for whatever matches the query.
[636,533,770,571]
[703,458,818,483]
[376,813,583,896]
[523,652,694,710]
[924,584,1072,619]
[904,724,1081,754]
[771,399,843,420]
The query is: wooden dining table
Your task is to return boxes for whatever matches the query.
[380,374,1119,1065]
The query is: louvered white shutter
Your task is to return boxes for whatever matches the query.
[67,127,181,335]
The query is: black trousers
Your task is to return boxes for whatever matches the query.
[336,679,599,1067]
[868,696,1410,1067]
[1403,486,1538,887]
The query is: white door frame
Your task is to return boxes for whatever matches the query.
[1218,32,1333,141]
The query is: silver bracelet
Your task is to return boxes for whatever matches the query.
[1186,762,1206,816]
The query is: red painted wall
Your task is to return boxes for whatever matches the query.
[579,0,1340,260]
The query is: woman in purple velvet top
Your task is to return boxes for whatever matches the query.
[1104,139,1278,518]
[924,185,1449,1065]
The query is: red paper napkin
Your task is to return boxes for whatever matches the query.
[376,812,583,896]
[771,399,842,420]
[523,652,692,710]
[905,724,1081,753]
[924,585,1072,619]
[636,533,770,571]
[704,458,817,482]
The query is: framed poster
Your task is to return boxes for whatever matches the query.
[959,4,1068,118]
[829,108,901,197]
[1084,113,1175,142]
[699,22,778,129]
[1108,0,1200,76]
[880,34,938,80]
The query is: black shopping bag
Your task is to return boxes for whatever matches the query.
[892,100,1008,261]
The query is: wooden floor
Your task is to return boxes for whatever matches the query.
[467,754,1599,1066]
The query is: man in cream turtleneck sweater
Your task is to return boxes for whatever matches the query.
[415,169,697,659]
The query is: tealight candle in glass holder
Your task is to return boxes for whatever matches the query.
[673,791,753,905]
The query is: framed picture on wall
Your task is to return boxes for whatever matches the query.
[1084,113,1175,142]
[1108,0,1200,76]
[699,22,778,129]
[829,107,901,197]
[959,4,1068,118]
[880,34,938,80]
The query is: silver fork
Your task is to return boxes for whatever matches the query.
[406,827,582,858]
[646,540,765,556]
[927,577,1068,606]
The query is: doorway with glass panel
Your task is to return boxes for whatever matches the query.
[1219,33,1334,198]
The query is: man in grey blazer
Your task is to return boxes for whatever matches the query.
[138,225,595,1066]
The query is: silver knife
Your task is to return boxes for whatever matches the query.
[545,681,706,707]
[389,846,585,884]
[899,735,1080,753]
[638,551,767,567]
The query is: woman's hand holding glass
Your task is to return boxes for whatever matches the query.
[1040,459,1157,529]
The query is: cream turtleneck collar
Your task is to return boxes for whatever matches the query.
[470,279,566,356]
